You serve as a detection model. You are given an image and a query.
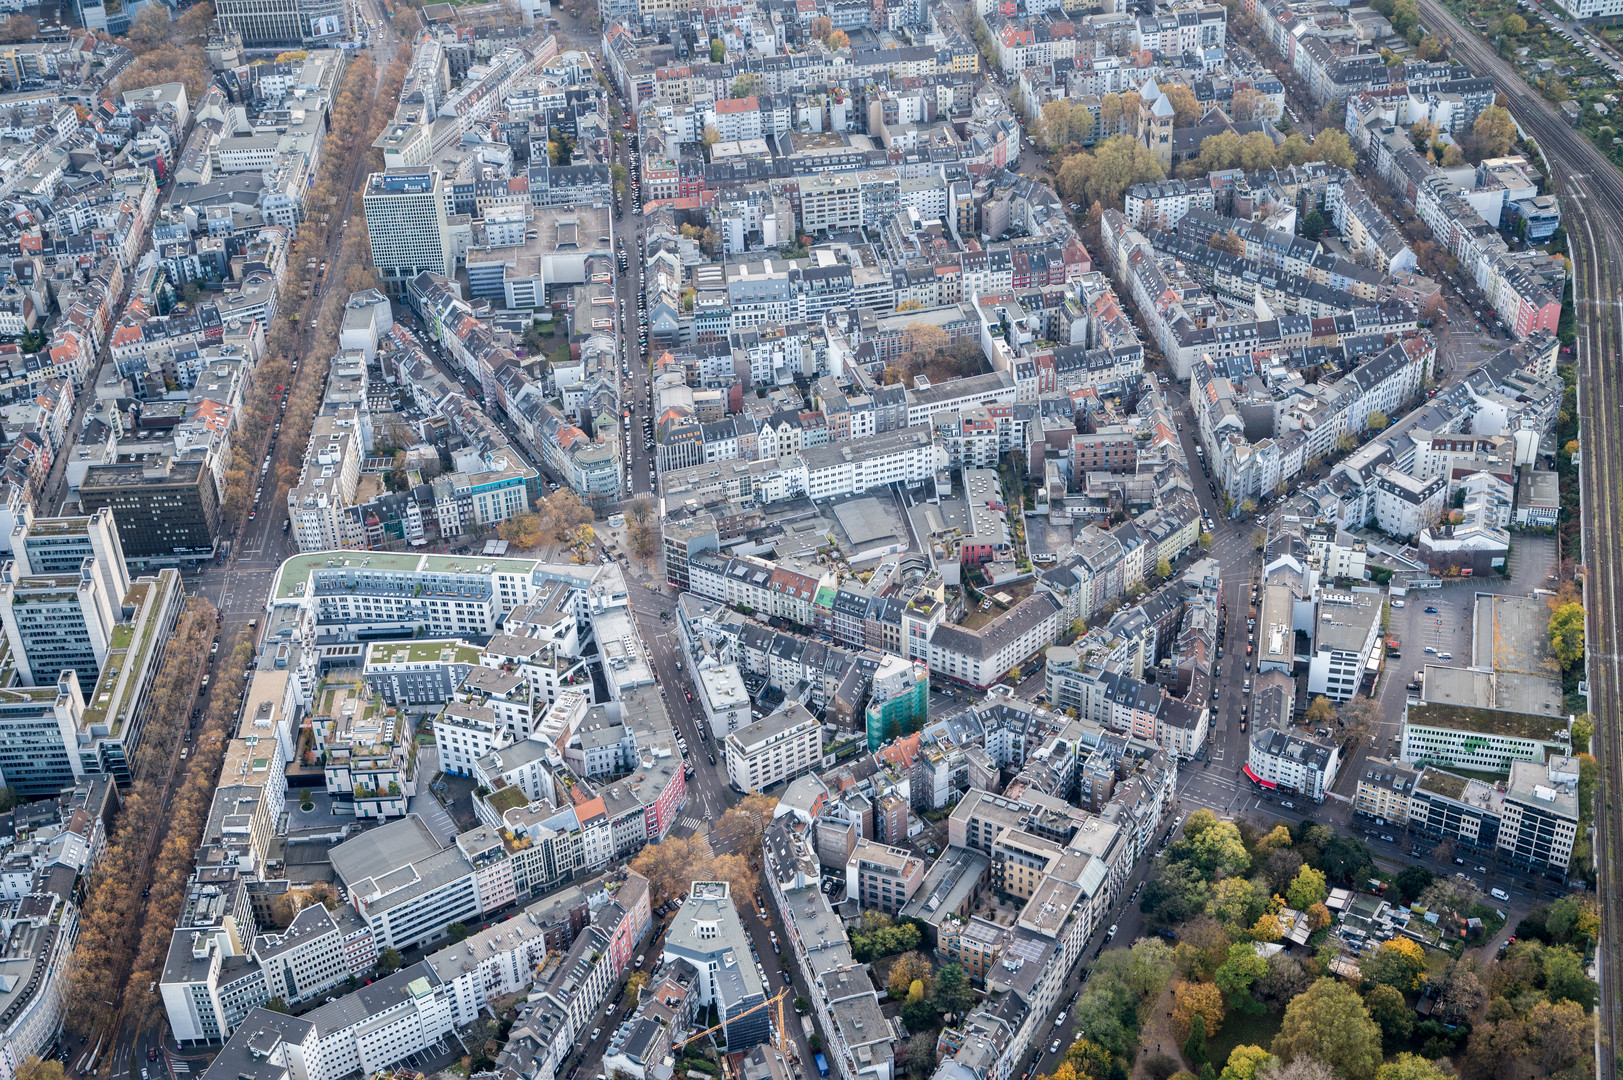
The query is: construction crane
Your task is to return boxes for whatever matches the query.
[672,986,791,1052]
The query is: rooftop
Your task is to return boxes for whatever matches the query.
[1471,593,1562,677]
[1404,701,1571,742]
[79,572,179,738]
[1420,663,1564,719]
[366,639,484,667]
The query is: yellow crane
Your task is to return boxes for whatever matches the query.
[672,986,791,1052]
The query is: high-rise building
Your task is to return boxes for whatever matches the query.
[0,568,183,791]
[0,673,87,797]
[364,169,455,292]
[9,508,130,605]
[79,458,221,560]
[214,0,351,47]
[0,559,120,687]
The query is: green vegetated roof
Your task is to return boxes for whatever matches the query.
[82,577,169,737]
[369,639,483,666]
[1406,702,1569,741]
[487,785,530,814]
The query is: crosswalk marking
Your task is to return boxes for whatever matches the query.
[678,816,705,831]
[171,1062,191,1075]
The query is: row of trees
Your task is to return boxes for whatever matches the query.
[223,43,410,527]
[128,624,260,1025]
[1045,126,1359,223]
[64,600,224,1030]
[1178,128,1357,179]
[68,25,404,1035]
[1547,582,1585,671]
[625,495,661,562]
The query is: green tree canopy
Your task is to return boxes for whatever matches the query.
[1360,939,1426,994]
[1392,865,1434,905]
[1184,1013,1211,1067]
[1215,941,1270,1010]
[1362,984,1413,1052]
[1189,821,1252,878]
[1218,1047,1276,1080]
[933,962,975,1019]
[1272,979,1383,1080]
[1286,866,1328,911]
[1549,600,1585,670]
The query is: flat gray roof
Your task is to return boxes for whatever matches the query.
[329,813,443,886]
[303,961,442,1037]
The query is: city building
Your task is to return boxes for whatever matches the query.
[724,704,824,793]
[1400,703,1571,772]
[79,458,220,561]
[863,655,929,752]
[1305,590,1382,702]
[328,814,482,951]
[660,881,768,1049]
[0,550,124,688]
[364,169,456,293]
[1245,725,1340,802]
[215,0,352,46]
[844,839,925,916]
[1499,757,1581,877]
[1351,758,1419,825]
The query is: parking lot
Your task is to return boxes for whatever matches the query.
[1390,593,1470,668]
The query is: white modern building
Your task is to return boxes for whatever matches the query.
[363,169,456,292]
[1400,704,1572,772]
[724,704,824,793]
[1305,590,1382,702]
[329,815,482,951]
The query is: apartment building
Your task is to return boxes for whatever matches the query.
[1245,726,1340,802]
[927,593,1062,689]
[1351,757,1419,824]
[844,839,925,916]
[725,704,824,793]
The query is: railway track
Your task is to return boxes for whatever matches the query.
[1410,3,1623,1076]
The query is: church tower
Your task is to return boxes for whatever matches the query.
[1145,93,1175,170]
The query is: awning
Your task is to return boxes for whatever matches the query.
[1243,764,1276,789]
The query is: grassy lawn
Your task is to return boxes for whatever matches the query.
[1424,947,1454,983]
[1207,1007,1284,1072]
